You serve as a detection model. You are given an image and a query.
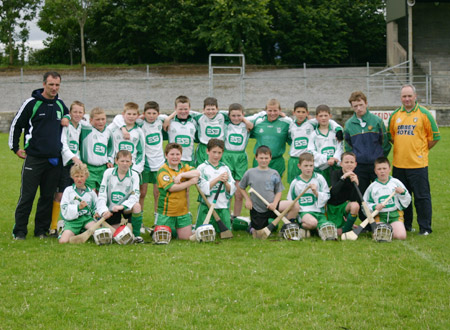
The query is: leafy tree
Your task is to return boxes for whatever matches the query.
[0,0,39,65]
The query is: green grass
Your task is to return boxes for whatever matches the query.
[0,131,449,329]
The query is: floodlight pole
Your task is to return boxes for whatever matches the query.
[408,1,414,84]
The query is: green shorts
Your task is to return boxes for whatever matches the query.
[142,170,158,184]
[157,213,192,237]
[327,202,349,228]
[86,164,107,190]
[299,211,328,228]
[195,143,208,166]
[195,203,231,233]
[253,156,285,177]
[375,210,403,224]
[288,157,301,182]
[63,217,95,235]
[222,150,247,181]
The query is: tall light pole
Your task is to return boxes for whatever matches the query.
[407,0,415,83]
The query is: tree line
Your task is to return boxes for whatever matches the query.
[1,0,386,66]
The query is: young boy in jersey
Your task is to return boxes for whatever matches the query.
[222,103,253,218]
[288,153,330,232]
[79,107,114,191]
[163,96,198,166]
[196,139,236,232]
[287,100,315,182]
[59,163,98,244]
[50,101,86,236]
[96,150,143,243]
[328,152,360,235]
[108,102,145,174]
[311,104,343,185]
[364,157,411,240]
[239,146,299,234]
[156,143,200,240]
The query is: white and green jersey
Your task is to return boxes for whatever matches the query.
[61,121,82,166]
[364,177,411,213]
[288,173,330,213]
[288,119,315,157]
[79,123,114,166]
[312,125,343,170]
[167,116,198,162]
[225,122,250,152]
[112,114,167,171]
[191,112,227,145]
[197,160,236,209]
[108,122,145,173]
[97,167,140,216]
[60,184,97,222]
[251,115,292,159]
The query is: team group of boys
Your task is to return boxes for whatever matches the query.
[54,92,411,244]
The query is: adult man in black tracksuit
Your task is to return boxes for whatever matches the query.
[9,72,69,239]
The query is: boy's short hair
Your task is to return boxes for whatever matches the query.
[255,145,272,157]
[203,97,218,108]
[207,138,224,151]
[144,101,159,113]
[165,142,183,155]
[228,103,244,114]
[374,156,390,167]
[265,98,281,110]
[299,152,314,165]
[70,163,89,178]
[315,104,331,115]
[348,91,367,104]
[294,100,308,111]
[90,107,105,118]
[175,95,190,107]
[116,149,132,160]
[70,100,85,113]
[123,102,139,113]
[341,151,356,161]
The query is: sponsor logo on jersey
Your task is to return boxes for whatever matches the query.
[321,146,335,157]
[69,140,79,152]
[229,134,243,145]
[119,141,135,153]
[175,135,191,147]
[111,192,126,204]
[378,195,395,208]
[300,194,315,206]
[93,143,107,156]
[146,133,161,145]
[293,137,308,149]
[397,125,416,136]
[206,126,221,138]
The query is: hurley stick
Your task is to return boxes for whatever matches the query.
[341,190,396,241]
[196,184,233,239]
[248,187,291,225]
[69,217,107,244]
[353,182,377,233]
[256,184,311,239]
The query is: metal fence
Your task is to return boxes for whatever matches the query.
[0,62,445,113]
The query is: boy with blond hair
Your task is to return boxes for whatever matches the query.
[79,107,114,191]
[59,163,98,244]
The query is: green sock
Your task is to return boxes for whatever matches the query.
[342,213,357,233]
[131,212,143,237]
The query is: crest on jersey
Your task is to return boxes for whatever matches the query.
[414,117,418,123]
[368,125,373,130]
[162,175,170,182]
[277,127,281,133]
[396,118,402,123]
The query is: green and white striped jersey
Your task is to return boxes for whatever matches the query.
[364,177,411,213]
[61,121,82,166]
[60,185,97,222]
[79,123,114,166]
[288,173,330,214]
[167,116,198,162]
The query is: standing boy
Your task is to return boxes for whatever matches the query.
[9,71,69,239]
[239,146,299,233]
[58,163,98,244]
[328,152,360,235]
[288,153,330,231]
[364,157,411,240]
[79,107,114,191]
[97,150,143,243]
[196,139,236,232]
[311,104,343,185]
[156,143,200,240]
[287,100,315,182]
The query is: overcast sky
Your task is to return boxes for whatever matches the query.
[28,17,48,50]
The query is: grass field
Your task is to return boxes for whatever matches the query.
[0,130,449,329]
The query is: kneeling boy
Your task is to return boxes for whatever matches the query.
[364,157,411,240]
[59,163,98,244]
